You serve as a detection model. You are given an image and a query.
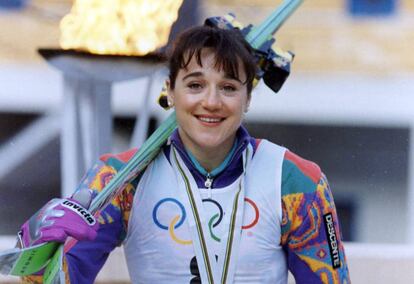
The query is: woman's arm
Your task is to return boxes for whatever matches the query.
[281,151,350,283]
[22,150,138,283]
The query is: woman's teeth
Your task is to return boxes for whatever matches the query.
[198,117,222,123]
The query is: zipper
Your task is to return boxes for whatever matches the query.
[171,139,249,196]
[205,173,213,198]
[203,141,247,198]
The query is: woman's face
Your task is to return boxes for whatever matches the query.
[168,48,250,156]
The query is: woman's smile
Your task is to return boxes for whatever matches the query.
[168,48,250,170]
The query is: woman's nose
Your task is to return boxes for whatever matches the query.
[202,87,222,110]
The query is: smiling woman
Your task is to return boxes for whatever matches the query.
[20,24,350,284]
[167,27,256,172]
[170,51,249,172]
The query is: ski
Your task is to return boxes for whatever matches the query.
[0,242,59,276]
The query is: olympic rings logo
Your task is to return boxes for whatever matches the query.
[152,198,192,245]
[152,197,260,245]
[242,197,260,230]
[203,199,223,242]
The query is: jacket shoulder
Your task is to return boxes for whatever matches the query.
[282,150,322,196]
[100,148,138,171]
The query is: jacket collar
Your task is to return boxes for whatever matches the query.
[167,126,255,188]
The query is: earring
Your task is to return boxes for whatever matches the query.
[167,99,174,108]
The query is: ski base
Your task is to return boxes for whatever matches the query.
[0,242,58,276]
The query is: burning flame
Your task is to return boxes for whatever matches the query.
[60,0,184,56]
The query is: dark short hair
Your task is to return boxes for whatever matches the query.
[168,25,257,96]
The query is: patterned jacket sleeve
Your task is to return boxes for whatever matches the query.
[280,150,350,284]
[22,148,139,284]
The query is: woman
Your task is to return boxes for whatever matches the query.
[21,25,350,283]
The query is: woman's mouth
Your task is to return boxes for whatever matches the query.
[196,115,224,124]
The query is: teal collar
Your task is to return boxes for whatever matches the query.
[186,138,239,178]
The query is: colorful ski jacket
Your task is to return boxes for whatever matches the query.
[24,126,350,283]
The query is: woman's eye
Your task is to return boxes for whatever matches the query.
[223,85,236,92]
[188,83,203,90]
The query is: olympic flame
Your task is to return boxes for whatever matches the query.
[59,0,184,56]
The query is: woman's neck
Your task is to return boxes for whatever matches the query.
[180,135,237,173]
[189,143,233,173]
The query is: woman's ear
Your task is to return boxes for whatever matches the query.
[244,96,251,113]
[165,80,174,108]
[166,79,171,93]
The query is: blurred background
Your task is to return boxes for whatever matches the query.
[0,0,413,282]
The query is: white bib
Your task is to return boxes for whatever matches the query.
[123,140,287,283]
